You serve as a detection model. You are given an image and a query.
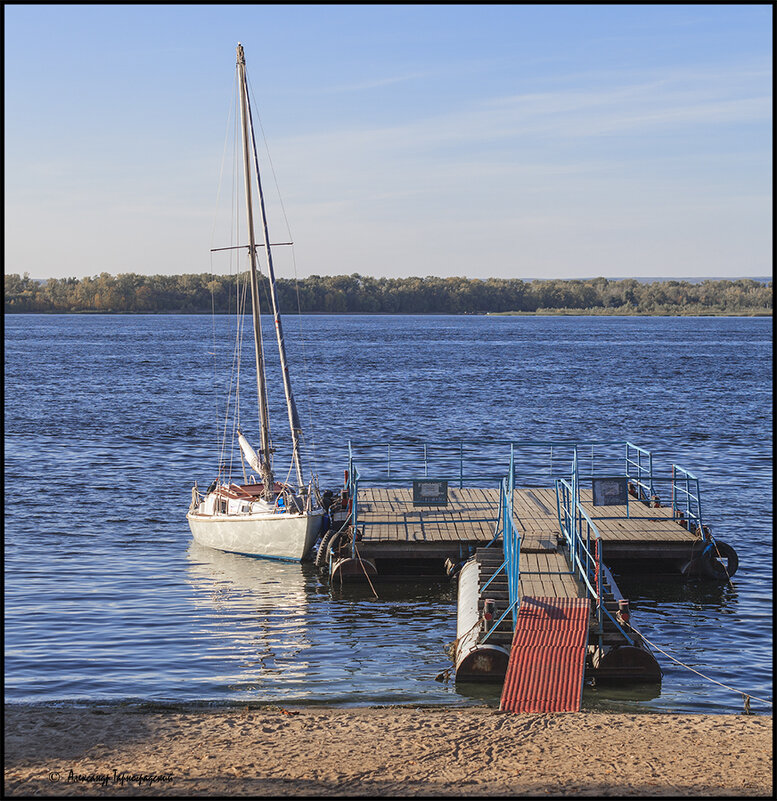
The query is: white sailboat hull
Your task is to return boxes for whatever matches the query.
[187,510,323,562]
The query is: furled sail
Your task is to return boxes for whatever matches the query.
[237,430,263,474]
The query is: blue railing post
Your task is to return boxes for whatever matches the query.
[572,449,579,559]
[349,464,359,559]
[500,471,521,632]
[509,443,515,496]
[595,535,603,632]
[670,464,705,535]
[684,471,690,522]
[645,447,652,498]
[695,477,703,534]
[671,463,676,517]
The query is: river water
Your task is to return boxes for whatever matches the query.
[4,313,772,713]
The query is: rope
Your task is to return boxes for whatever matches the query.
[630,624,773,708]
[213,91,249,490]
[445,615,485,662]
[218,272,248,486]
[710,537,735,589]
[224,81,244,486]
[353,540,379,598]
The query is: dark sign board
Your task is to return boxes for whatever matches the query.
[592,477,628,507]
[412,479,448,506]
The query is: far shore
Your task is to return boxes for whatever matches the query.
[4,703,772,796]
[3,309,772,317]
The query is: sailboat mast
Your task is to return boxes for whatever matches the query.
[236,43,274,497]
[238,45,305,489]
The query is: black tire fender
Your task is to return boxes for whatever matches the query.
[315,524,346,568]
[713,540,739,579]
[314,527,337,567]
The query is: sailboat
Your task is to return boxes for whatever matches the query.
[187,43,324,561]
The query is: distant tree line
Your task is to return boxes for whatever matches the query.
[4,272,772,315]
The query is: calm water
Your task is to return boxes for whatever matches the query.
[4,313,773,714]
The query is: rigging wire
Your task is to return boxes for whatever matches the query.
[205,60,297,494]
[217,77,240,486]
[209,71,239,485]
[245,73,320,484]
[238,70,280,479]
[216,70,252,488]
[231,271,250,486]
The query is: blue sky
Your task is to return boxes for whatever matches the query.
[4,4,772,281]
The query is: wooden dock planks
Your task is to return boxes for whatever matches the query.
[353,485,701,554]
[357,487,500,544]
[517,552,582,600]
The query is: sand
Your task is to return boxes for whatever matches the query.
[3,704,772,797]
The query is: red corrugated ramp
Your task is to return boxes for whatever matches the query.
[500,596,590,713]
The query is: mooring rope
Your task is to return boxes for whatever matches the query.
[710,538,735,588]
[353,540,379,599]
[630,624,773,709]
[445,615,485,662]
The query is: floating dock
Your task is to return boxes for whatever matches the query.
[319,440,738,706]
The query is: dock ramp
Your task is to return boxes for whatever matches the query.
[500,596,590,713]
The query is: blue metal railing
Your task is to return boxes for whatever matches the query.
[556,472,634,647]
[671,464,705,536]
[341,438,716,642]
[625,442,654,500]
[481,446,523,639]
[347,439,515,488]
[344,437,658,567]
[347,439,656,490]
[345,440,511,559]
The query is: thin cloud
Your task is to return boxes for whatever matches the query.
[275,59,770,167]
[323,71,432,93]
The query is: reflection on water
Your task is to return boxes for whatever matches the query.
[454,681,504,707]
[184,543,461,706]
[186,545,315,697]
[613,571,739,609]
[583,683,663,712]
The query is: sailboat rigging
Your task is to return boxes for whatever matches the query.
[187,43,324,561]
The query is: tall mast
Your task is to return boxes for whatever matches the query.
[238,44,305,489]
[236,43,274,497]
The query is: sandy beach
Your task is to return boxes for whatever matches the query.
[3,704,772,797]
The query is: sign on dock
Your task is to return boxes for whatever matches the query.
[592,477,628,506]
[412,479,448,506]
